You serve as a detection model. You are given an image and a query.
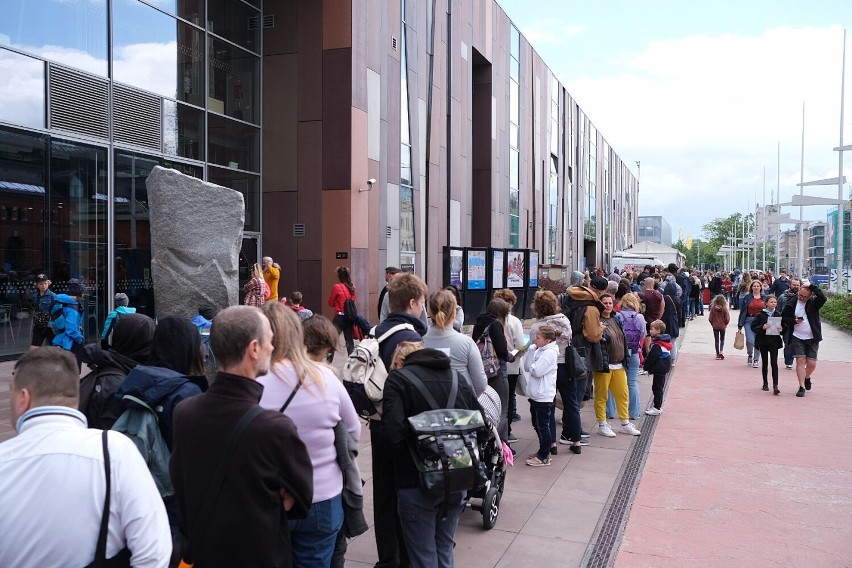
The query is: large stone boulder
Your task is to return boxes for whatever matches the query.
[146,166,244,320]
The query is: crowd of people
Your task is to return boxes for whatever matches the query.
[1,257,829,568]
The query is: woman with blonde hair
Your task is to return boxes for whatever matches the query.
[258,303,361,567]
[423,289,487,396]
[606,292,645,420]
[243,263,267,307]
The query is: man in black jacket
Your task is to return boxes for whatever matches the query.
[170,306,313,568]
[383,348,481,568]
[371,272,428,568]
[780,281,827,397]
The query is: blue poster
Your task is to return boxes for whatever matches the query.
[449,249,464,289]
[467,250,486,290]
[529,251,539,287]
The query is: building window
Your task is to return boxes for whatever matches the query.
[399,0,415,260]
[0,49,45,129]
[509,26,520,248]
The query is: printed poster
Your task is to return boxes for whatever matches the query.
[529,251,539,287]
[507,250,525,288]
[492,250,504,288]
[449,249,464,289]
[467,250,486,290]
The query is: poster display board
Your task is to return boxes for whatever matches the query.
[492,249,505,289]
[507,250,526,288]
[449,248,464,290]
[529,251,539,287]
[467,249,487,290]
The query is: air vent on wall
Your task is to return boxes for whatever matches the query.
[249,14,275,30]
[386,226,392,238]
[113,84,162,151]
[293,223,306,237]
[392,37,398,50]
[48,65,108,139]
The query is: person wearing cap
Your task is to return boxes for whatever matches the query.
[51,279,87,369]
[100,293,136,349]
[30,274,57,350]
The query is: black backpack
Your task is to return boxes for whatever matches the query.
[343,298,359,325]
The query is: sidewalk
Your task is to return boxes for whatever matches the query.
[615,313,852,567]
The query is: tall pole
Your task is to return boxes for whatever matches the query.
[776,141,781,273]
[763,167,767,272]
[836,29,847,294]
[799,102,805,278]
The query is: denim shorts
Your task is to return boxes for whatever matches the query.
[790,336,819,360]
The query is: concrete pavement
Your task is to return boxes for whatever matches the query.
[1,311,851,567]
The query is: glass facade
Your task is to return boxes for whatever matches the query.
[548,75,559,263]
[399,0,416,261]
[584,119,596,239]
[508,26,520,248]
[0,0,261,359]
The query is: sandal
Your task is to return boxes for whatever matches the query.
[526,456,551,467]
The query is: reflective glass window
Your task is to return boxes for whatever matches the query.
[207,0,260,53]
[400,144,412,187]
[400,185,415,253]
[163,160,203,178]
[113,1,205,107]
[510,81,519,124]
[208,37,259,124]
[0,127,47,357]
[0,0,107,76]
[146,0,204,25]
[208,166,260,232]
[510,123,518,150]
[208,113,259,172]
[114,152,157,317]
[163,100,204,160]
[0,49,44,129]
[511,26,520,58]
[50,138,107,343]
[510,56,519,81]
[509,150,519,189]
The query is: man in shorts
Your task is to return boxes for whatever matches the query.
[781,280,827,397]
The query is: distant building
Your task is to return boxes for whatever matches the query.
[808,222,827,273]
[637,216,672,247]
[826,205,852,270]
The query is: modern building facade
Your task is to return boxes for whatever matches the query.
[808,222,827,273]
[826,205,852,271]
[637,216,672,247]
[0,0,639,359]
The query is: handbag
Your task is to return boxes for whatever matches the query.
[734,329,745,350]
[515,371,528,397]
[566,344,587,380]
[476,327,500,378]
[33,310,51,328]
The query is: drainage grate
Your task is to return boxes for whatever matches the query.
[581,336,682,568]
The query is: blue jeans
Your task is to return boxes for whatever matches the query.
[606,352,641,419]
[288,494,344,567]
[397,488,466,568]
[530,400,554,460]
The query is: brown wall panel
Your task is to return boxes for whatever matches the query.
[264,0,298,55]
[296,121,323,260]
[350,108,369,248]
[263,54,298,192]
[262,191,298,296]
[323,0,353,50]
[321,190,352,318]
[298,0,323,122]
[322,48,354,189]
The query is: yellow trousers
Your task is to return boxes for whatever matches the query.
[593,368,628,421]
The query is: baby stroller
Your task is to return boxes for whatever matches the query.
[466,385,508,529]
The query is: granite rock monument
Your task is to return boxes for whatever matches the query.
[146,166,244,320]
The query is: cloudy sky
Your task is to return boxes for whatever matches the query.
[498,0,852,242]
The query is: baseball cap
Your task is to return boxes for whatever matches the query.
[35,274,49,282]
[590,276,609,291]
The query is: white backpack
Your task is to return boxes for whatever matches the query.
[342,323,415,418]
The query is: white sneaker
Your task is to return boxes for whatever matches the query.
[598,423,616,438]
[619,423,642,436]
[645,408,662,416]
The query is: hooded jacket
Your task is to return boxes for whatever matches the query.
[708,303,730,331]
[50,293,84,350]
[522,341,559,402]
[562,286,603,374]
[780,284,827,344]
[374,311,428,370]
[643,334,673,375]
[382,349,481,489]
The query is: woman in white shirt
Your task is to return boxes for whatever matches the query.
[493,288,526,444]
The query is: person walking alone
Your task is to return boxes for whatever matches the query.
[708,294,730,360]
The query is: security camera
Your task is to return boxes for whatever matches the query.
[367,178,376,185]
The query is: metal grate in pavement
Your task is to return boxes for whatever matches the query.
[581,340,680,568]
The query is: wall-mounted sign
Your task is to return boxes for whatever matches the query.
[529,251,539,287]
[335,252,348,259]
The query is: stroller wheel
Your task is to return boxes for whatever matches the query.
[482,487,500,529]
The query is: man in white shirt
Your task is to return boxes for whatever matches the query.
[780,280,827,398]
[0,348,171,567]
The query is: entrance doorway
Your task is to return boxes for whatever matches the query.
[239,232,261,303]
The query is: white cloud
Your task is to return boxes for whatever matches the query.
[0,50,44,128]
[559,26,850,240]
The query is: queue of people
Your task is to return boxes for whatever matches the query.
[2,260,830,568]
